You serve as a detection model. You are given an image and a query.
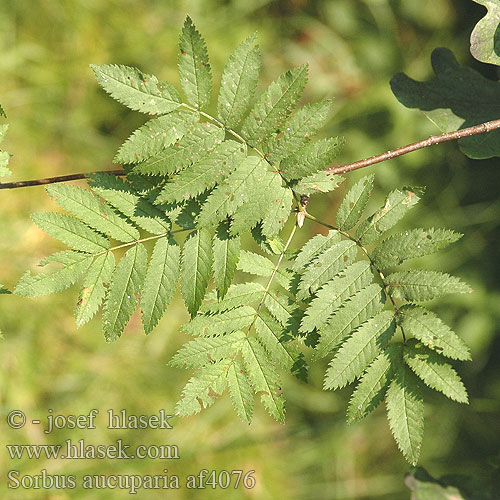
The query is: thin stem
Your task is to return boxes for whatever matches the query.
[248,222,299,333]
[0,169,126,190]
[95,227,189,257]
[328,118,500,175]
[303,211,406,341]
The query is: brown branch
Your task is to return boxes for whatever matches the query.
[3,118,500,190]
[0,169,126,190]
[328,119,500,175]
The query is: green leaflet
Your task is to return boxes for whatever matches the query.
[182,305,255,337]
[230,165,292,237]
[385,362,424,466]
[178,16,212,110]
[372,227,462,269]
[75,252,115,328]
[403,339,468,403]
[242,64,308,145]
[347,344,402,423]
[292,229,341,271]
[280,137,344,181]
[89,174,171,235]
[227,360,254,423]
[181,228,213,317]
[46,184,139,243]
[200,282,265,313]
[293,170,343,195]
[314,284,386,359]
[0,124,11,178]
[156,140,246,204]
[134,123,224,175]
[470,0,500,65]
[31,212,110,253]
[386,270,471,301]
[212,222,241,299]
[356,187,421,245]
[175,361,229,417]
[169,330,246,368]
[300,260,373,333]
[263,99,333,161]
[15,251,94,297]
[264,289,302,337]
[336,174,374,231]
[254,309,298,369]
[103,243,148,342]
[399,305,471,361]
[196,156,263,228]
[114,110,198,164]
[217,33,261,129]
[296,240,358,300]
[241,337,285,423]
[91,64,181,115]
[141,236,180,334]
[324,310,396,390]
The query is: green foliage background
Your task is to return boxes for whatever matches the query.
[0,1,498,498]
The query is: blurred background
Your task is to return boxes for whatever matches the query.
[0,0,499,498]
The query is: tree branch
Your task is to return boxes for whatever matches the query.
[0,169,126,190]
[2,118,500,190]
[328,119,500,175]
